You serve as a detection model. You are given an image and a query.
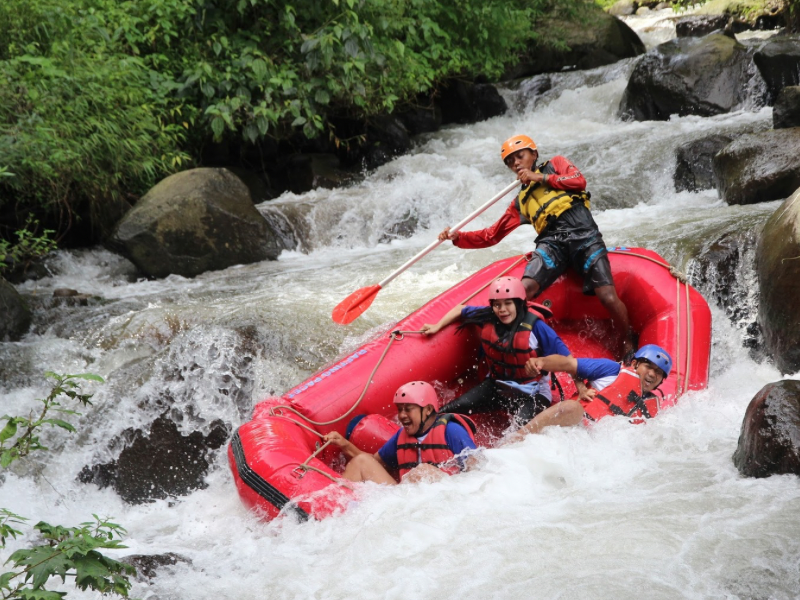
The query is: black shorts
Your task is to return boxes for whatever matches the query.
[523,232,614,295]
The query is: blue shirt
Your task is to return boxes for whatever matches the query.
[462,305,571,400]
[377,421,477,471]
[576,358,621,391]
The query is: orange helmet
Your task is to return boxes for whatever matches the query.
[500,135,537,161]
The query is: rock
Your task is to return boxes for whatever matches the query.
[361,115,413,170]
[713,128,800,204]
[619,34,763,121]
[635,6,651,14]
[283,153,352,194]
[697,0,786,30]
[122,553,191,581]
[733,380,800,477]
[773,86,800,129]
[438,80,507,125]
[53,288,79,297]
[507,9,644,78]
[396,101,442,135]
[108,168,284,278]
[608,0,637,16]
[78,414,229,504]
[675,15,732,37]
[674,133,735,192]
[0,277,31,341]
[756,187,800,373]
[753,35,800,104]
[692,227,762,350]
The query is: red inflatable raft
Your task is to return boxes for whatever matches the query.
[229,247,712,521]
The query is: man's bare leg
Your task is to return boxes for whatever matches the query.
[504,400,585,443]
[594,284,635,358]
[341,453,398,484]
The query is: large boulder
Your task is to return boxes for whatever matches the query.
[753,35,800,104]
[506,8,644,79]
[108,168,284,278]
[618,34,762,121]
[78,414,229,503]
[675,15,733,37]
[0,277,31,341]
[713,128,800,205]
[756,187,800,373]
[733,380,800,477]
[438,80,507,125]
[773,86,800,129]
[697,0,786,30]
[673,133,735,192]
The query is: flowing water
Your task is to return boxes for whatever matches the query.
[1,19,798,600]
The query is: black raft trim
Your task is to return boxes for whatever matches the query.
[231,430,310,522]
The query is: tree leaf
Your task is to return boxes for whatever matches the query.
[0,420,17,443]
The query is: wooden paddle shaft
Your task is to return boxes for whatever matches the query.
[378,180,520,288]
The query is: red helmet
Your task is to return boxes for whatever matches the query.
[393,381,440,411]
[500,135,537,161]
[488,276,527,302]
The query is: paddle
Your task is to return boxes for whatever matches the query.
[332,180,521,324]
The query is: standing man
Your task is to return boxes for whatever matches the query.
[439,134,635,357]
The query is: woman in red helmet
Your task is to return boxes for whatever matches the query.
[420,276,574,425]
[437,134,634,358]
[323,381,477,484]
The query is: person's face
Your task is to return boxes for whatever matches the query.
[634,359,666,393]
[491,298,517,325]
[503,148,537,173]
[396,403,432,436]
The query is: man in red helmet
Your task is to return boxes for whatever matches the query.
[438,134,634,358]
[323,381,478,484]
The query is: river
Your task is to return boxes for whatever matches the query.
[1,12,798,600]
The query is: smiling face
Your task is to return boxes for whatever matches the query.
[491,298,518,325]
[503,148,538,174]
[396,403,434,436]
[633,358,666,393]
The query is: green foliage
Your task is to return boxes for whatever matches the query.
[0,372,103,468]
[1,515,135,599]
[0,216,57,275]
[0,0,588,238]
[1,373,135,600]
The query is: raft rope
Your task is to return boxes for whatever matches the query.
[267,329,423,484]
[607,249,692,397]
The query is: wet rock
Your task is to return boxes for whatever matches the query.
[753,35,800,104]
[0,277,31,341]
[691,227,762,350]
[396,102,442,136]
[122,552,191,581]
[361,115,413,170]
[675,15,732,37]
[619,34,763,121]
[697,0,786,30]
[53,288,79,297]
[78,414,229,503]
[283,154,352,194]
[713,128,800,204]
[774,86,800,129]
[108,168,284,278]
[756,187,800,373]
[438,80,507,125]
[674,133,735,192]
[733,380,800,477]
[506,9,644,78]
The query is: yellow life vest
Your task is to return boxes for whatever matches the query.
[515,161,591,234]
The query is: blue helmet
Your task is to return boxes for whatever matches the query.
[634,344,672,379]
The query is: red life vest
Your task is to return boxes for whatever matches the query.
[480,311,542,383]
[395,413,477,478]
[581,366,661,424]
